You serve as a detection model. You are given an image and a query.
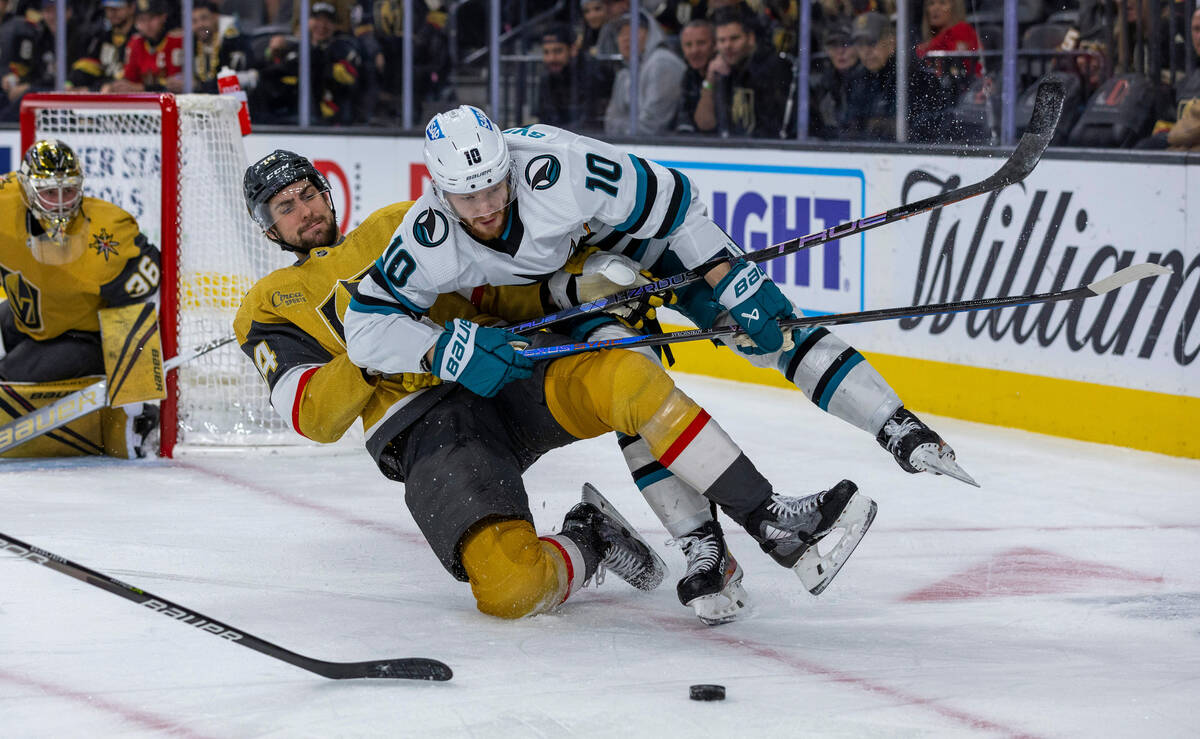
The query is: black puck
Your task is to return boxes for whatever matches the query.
[689,684,726,701]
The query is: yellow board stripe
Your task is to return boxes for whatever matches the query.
[663,324,1196,460]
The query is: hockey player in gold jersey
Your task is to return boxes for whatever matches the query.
[237,150,875,622]
[0,140,161,457]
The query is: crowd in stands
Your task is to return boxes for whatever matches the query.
[0,0,1197,147]
[0,0,453,124]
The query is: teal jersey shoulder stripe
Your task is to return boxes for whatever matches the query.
[615,155,650,232]
[663,168,691,237]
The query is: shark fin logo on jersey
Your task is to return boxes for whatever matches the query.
[524,155,561,191]
[426,119,445,140]
[413,207,450,247]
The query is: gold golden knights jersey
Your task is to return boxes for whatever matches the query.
[0,172,161,341]
[234,201,549,444]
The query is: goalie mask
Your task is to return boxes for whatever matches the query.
[18,140,85,243]
[422,105,516,222]
[243,149,336,251]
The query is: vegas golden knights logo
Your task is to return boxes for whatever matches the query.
[731,87,756,135]
[1,271,43,331]
[319,267,371,345]
[89,228,121,260]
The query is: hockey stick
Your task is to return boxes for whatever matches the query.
[0,530,453,681]
[510,77,1067,336]
[518,263,1170,360]
[0,334,237,455]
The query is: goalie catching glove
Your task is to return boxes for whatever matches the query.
[546,250,673,331]
[430,319,532,397]
[712,259,795,355]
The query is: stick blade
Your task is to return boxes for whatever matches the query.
[1087,263,1172,296]
[1026,76,1067,139]
[321,657,454,681]
[994,77,1065,186]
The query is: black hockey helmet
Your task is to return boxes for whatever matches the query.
[243,149,335,249]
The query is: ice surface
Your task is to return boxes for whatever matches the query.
[2,374,1198,737]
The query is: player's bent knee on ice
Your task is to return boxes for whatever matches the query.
[461,519,569,619]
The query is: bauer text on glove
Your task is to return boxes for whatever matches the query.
[431,319,533,397]
[712,259,794,354]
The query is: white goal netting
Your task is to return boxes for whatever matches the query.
[26,94,300,449]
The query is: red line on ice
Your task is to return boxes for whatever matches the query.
[174,460,426,544]
[0,668,213,738]
[644,612,1043,738]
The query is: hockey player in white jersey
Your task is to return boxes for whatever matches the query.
[342,106,933,622]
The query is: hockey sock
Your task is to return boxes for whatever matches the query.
[617,432,715,538]
[773,327,901,436]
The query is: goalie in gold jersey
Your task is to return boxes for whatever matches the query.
[236,150,873,622]
[0,139,162,456]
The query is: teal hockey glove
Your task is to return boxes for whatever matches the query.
[712,259,794,354]
[432,319,533,397]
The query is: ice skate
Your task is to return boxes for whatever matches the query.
[566,483,667,591]
[876,407,978,487]
[675,518,750,625]
[132,404,160,459]
[745,479,876,595]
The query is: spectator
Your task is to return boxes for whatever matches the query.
[363,0,451,121]
[191,0,255,93]
[652,0,707,36]
[253,1,363,125]
[69,0,136,90]
[915,0,980,81]
[594,0,629,56]
[843,11,952,142]
[0,0,57,120]
[1166,8,1200,150]
[575,0,608,57]
[604,11,685,135]
[694,7,793,137]
[674,17,715,132]
[810,15,864,139]
[536,23,606,129]
[1136,7,1200,149]
[104,0,184,93]
[1057,22,1113,101]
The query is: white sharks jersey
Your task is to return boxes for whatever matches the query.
[344,123,734,375]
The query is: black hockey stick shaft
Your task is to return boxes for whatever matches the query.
[519,263,1169,360]
[0,531,452,681]
[511,77,1066,337]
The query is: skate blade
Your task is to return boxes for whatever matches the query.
[687,579,752,626]
[793,492,877,596]
[913,448,980,487]
[580,483,669,590]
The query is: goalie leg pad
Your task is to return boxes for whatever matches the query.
[0,377,105,457]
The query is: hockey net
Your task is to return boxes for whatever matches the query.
[20,93,299,456]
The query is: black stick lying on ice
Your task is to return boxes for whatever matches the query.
[0,531,452,681]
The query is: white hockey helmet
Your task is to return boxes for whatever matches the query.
[422,105,515,217]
